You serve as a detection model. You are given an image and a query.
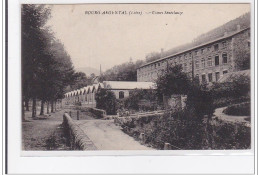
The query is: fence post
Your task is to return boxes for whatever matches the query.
[69,111,72,117]
[77,111,79,120]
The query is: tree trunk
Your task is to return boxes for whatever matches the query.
[47,101,49,114]
[25,98,29,111]
[32,98,36,118]
[40,100,44,115]
[22,100,25,121]
[51,101,54,113]
[55,101,57,111]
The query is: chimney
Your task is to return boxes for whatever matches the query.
[161,48,164,58]
[237,24,241,31]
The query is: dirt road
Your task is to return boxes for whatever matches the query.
[22,109,69,150]
[214,107,250,127]
[75,120,153,150]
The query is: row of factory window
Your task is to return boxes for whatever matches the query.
[198,70,228,83]
[140,47,229,73]
[138,53,229,78]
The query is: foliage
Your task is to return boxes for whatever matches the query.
[156,64,214,119]
[223,102,250,116]
[156,65,191,99]
[233,36,250,70]
[95,89,117,115]
[145,52,161,63]
[117,89,160,112]
[22,5,76,118]
[211,74,250,100]
[186,84,214,120]
[119,110,251,150]
[99,59,144,81]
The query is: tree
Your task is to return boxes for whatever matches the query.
[100,59,144,82]
[156,65,191,101]
[145,52,161,63]
[211,74,250,99]
[22,5,75,118]
[95,89,117,115]
[186,83,214,120]
[234,44,250,70]
[22,5,51,119]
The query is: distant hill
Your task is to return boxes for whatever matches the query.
[75,67,100,76]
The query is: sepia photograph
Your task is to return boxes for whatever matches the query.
[21,3,252,151]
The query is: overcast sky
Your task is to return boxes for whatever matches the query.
[47,4,250,71]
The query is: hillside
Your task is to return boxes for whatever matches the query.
[76,66,100,76]
[159,12,250,61]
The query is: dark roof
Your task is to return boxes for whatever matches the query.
[138,27,250,69]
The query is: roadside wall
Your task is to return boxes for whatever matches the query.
[65,106,106,118]
[63,113,97,150]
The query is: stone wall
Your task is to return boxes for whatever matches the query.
[63,113,97,150]
[65,106,106,118]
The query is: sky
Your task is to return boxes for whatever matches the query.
[47,4,250,71]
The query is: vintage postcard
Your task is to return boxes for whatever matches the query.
[21,3,252,152]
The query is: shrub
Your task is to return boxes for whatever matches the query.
[156,65,192,101]
[118,110,251,150]
[117,89,160,112]
[186,83,214,120]
[213,96,250,108]
[211,74,250,99]
[95,89,117,115]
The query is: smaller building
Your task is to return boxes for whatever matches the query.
[63,81,156,108]
[102,81,156,99]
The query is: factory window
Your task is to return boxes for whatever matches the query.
[222,41,227,47]
[201,58,206,68]
[208,73,213,82]
[195,60,200,69]
[215,55,219,66]
[179,56,182,62]
[119,91,124,99]
[215,72,220,81]
[207,57,212,66]
[184,63,187,71]
[248,42,250,48]
[223,70,228,75]
[195,74,200,81]
[207,46,211,51]
[202,74,206,83]
[201,48,204,54]
[195,50,198,55]
[189,52,192,57]
[214,44,219,51]
[222,53,228,64]
[158,63,160,66]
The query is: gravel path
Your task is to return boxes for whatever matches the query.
[22,109,70,150]
[74,119,153,150]
[213,107,250,126]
